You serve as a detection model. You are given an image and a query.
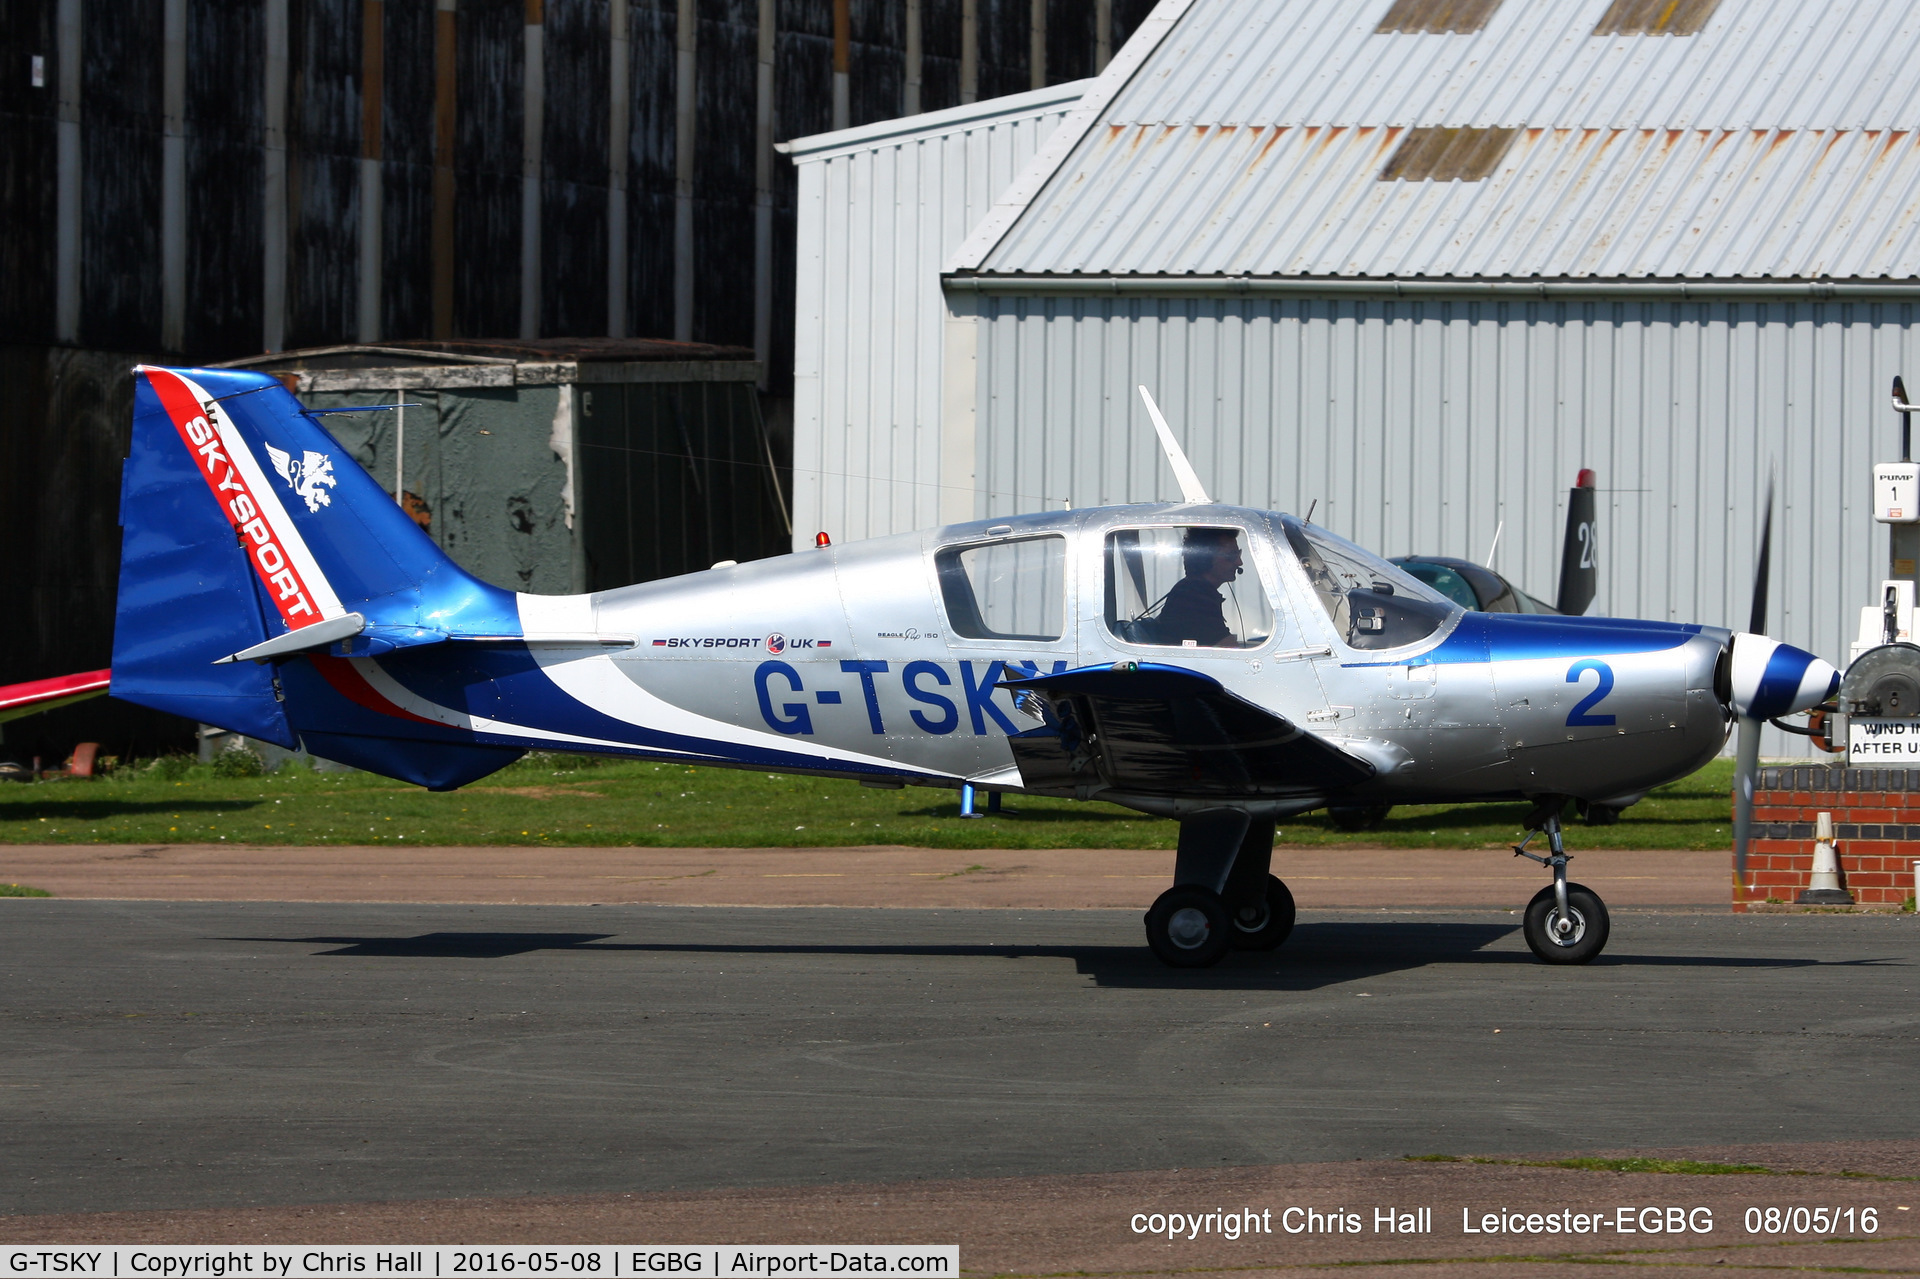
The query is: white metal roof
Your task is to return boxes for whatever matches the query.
[959,0,1920,280]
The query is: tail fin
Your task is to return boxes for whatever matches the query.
[112,366,525,785]
[1555,467,1598,616]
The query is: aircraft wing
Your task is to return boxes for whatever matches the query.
[0,669,113,724]
[999,663,1374,800]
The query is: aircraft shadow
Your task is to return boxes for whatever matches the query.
[219,921,1871,990]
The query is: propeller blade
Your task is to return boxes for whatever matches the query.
[1748,474,1773,637]
[1732,715,1762,896]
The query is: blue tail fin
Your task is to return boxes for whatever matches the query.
[112,366,525,786]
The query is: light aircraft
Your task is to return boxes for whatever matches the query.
[111,367,1837,967]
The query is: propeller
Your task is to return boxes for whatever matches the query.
[1727,475,1839,895]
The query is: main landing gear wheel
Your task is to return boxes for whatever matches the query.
[1328,804,1392,832]
[1227,874,1296,951]
[1523,881,1609,965]
[1145,885,1232,968]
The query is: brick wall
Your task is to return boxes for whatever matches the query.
[1735,766,1920,910]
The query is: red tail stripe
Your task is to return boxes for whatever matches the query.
[309,656,442,726]
[143,369,323,630]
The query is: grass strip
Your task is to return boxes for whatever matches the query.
[0,882,51,896]
[1406,1153,1919,1181]
[0,753,1743,850]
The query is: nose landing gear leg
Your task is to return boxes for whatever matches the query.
[1513,804,1610,964]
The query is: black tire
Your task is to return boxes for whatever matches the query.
[1328,804,1392,832]
[1576,800,1621,826]
[1227,874,1296,951]
[1145,885,1232,968]
[1523,882,1610,964]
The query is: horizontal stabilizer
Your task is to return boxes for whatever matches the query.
[1000,663,1374,799]
[217,613,366,664]
[0,669,113,725]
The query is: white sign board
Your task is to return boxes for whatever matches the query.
[1849,717,1920,760]
[1874,463,1920,522]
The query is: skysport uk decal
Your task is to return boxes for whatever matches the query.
[652,637,760,649]
[646,635,837,652]
[765,634,832,654]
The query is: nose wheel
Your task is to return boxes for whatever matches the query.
[1513,804,1611,965]
[1522,881,1609,963]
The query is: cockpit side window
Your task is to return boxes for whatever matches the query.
[935,535,1067,641]
[1279,517,1457,650]
[1104,526,1275,649]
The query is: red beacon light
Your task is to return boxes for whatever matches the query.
[1575,468,1597,489]
[815,531,832,548]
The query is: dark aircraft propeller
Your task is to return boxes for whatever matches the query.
[1722,475,1836,897]
[1730,476,1774,895]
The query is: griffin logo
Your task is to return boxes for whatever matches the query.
[265,442,338,513]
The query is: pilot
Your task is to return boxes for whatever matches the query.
[1155,528,1242,646]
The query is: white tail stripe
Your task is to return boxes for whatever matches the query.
[149,369,345,627]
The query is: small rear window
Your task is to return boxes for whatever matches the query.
[935,535,1066,641]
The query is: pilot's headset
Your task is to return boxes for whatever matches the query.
[1182,527,1243,578]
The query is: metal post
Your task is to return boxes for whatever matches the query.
[395,394,405,506]
[359,0,385,342]
[520,0,544,339]
[831,0,849,130]
[264,0,289,352]
[960,0,978,104]
[54,0,80,344]
[753,0,774,384]
[673,0,696,341]
[904,0,921,114]
[1095,0,1111,71]
[161,0,187,351]
[607,0,629,337]
[431,0,457,339]
[1029,0,1045,89]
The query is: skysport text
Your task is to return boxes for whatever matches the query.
[0,1248,958,1278]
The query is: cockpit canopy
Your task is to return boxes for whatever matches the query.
[1276,515,1458,650]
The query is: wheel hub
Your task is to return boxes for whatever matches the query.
[1234,901,1270,932]
[1167,907,1213,949]
[1545,906,1586,946]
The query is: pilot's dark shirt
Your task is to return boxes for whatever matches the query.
[1156,575,1232,646]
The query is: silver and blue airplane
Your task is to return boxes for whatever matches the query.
[111,369,1838,967]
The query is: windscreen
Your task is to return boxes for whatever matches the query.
[1278,516,1457,651]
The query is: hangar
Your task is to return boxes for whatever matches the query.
[789,0,1920,757]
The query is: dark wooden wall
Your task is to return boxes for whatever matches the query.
[0,0,1148,366]
[0,0,1152,749]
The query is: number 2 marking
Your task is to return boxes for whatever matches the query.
[1566,658,1616,726]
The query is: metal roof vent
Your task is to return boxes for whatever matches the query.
[1375,0,1504,34]
[1592,0,1721,36]
[1378,127,1519,181]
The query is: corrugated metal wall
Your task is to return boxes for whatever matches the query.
[789,86,1081,547]
[972,291,1920,756]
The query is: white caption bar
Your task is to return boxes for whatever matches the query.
[1,1247,959,1279]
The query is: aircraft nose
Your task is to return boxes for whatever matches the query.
[1726,633,1839,720]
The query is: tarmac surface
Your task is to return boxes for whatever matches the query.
[2,847,1914,1274]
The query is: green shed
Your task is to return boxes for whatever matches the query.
[223,339,790,594]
